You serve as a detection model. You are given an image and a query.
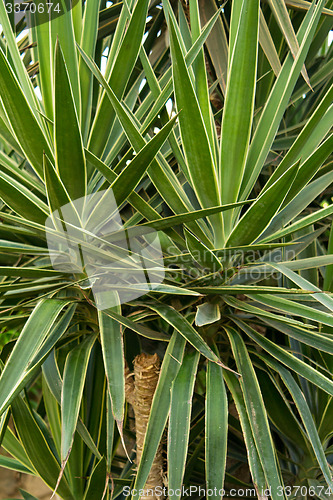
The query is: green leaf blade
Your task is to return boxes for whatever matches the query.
[227,162,299,246]
[220,0,260,224]
[61,335,96,463]
[168,18,222,244]
[54,40,86,200]
[0,49,53,178]
[206,353,228,498]
[225,327,285,499]
[0,300,69,416]
[168,351,200,500]
[98,300,125,431]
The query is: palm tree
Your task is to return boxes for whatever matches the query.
[0,0,332,498]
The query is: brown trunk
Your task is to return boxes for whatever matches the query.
[125,353,164,499]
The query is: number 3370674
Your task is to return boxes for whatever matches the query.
[5,3,61,14]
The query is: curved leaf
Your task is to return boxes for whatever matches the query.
[54,40,86,199]
[225,326,285,500]
[168,351,200,499]
[61,335,97,464]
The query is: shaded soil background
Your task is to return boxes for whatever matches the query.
[0,468,56,499]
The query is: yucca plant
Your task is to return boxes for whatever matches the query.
[0,0,332,499]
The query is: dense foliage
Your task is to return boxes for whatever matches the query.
[0,0,332,499]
